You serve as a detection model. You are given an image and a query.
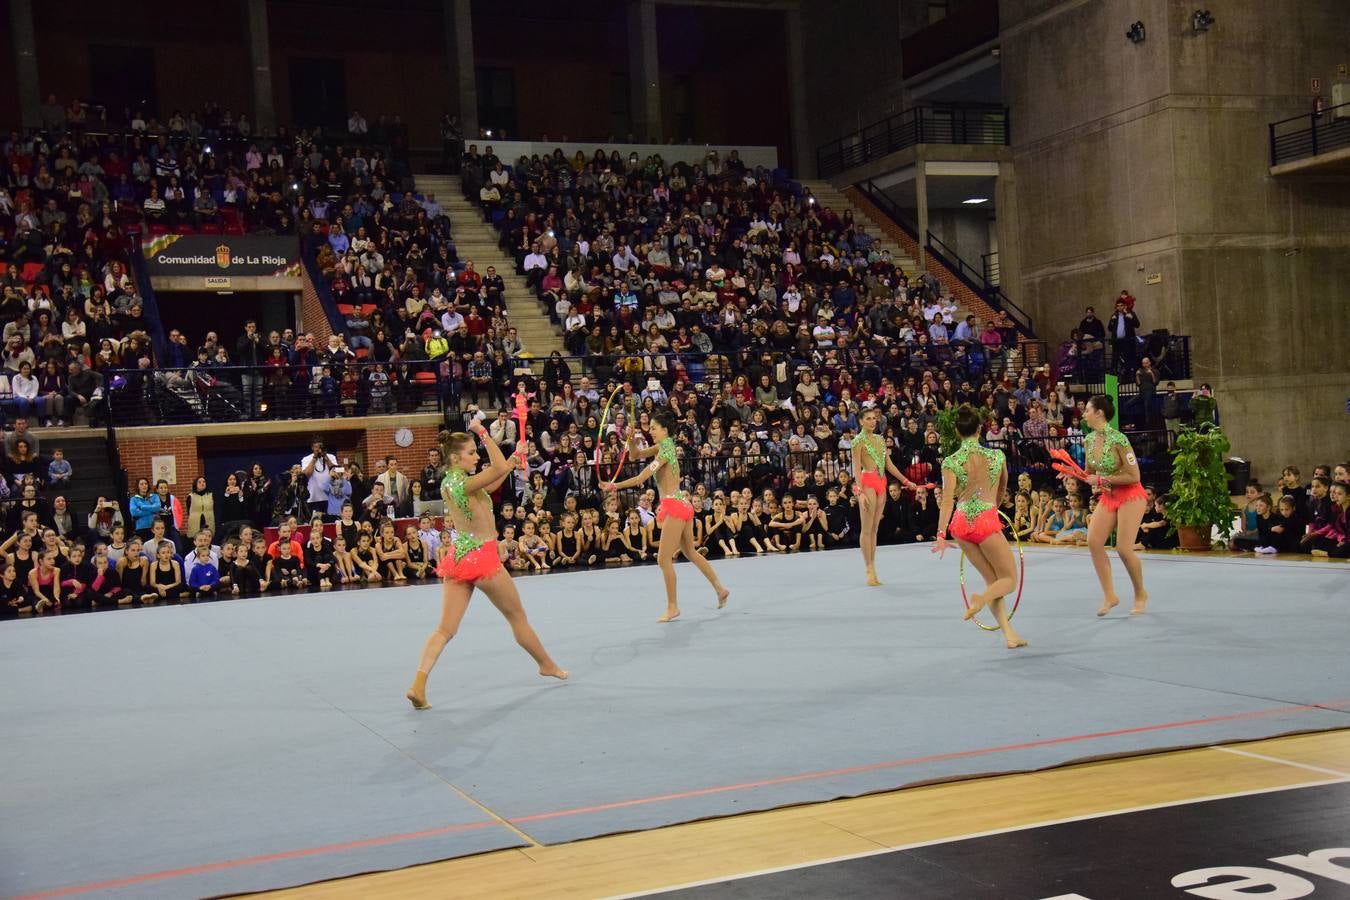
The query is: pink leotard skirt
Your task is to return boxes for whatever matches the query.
[859,471,887,496]
[1099,481,1148,513]
[657,496,695,524]
[436,540,502,583]
[950,507,1002,544]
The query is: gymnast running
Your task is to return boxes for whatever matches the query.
[852,407,926,586]
[932,405,1027,649]
[407,420,567,711]
[1051,394,1149,616]
[602,408,729,623]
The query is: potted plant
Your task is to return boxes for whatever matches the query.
[1166,423,1234,550]
[935,405,993,456]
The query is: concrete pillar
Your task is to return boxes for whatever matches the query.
[785,4,812,177]
[916,163,929,269]
[627,0,661,142]
[994,160,1021,304]
[8,0,41,130]
[244,0,276,136]
[444,0,478,138]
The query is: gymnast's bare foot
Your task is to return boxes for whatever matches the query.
[866,566,881,586]
[1097,594,1120,616]
[716,587,729,609]
[1005,631,1028,649]
[658,607,681,623]
[963,591,989,620]
[406,672,430,709]
[539,665,569,680]
[1130,592,1149,615]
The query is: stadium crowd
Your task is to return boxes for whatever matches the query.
[2,105,1343,615]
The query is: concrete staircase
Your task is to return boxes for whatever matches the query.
[416,174,565,363]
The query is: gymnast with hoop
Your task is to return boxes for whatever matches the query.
[406,421,567,711]
[602,408,729,623]
[932,405,1027,649]
[1050,394,1149,616]
[852,406,927,586]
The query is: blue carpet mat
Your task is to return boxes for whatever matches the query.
[1,546,1346,897]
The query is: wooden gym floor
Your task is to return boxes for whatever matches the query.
[259,729,1350,899]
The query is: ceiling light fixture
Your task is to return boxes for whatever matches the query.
[962,197,989,205]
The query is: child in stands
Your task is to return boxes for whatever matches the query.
[87,551,124,605]
[188,545,220,597]
[60,544,94,606]
[519,520,551,571]
[1231,493,1274,553]
[1267,495,1304,554]
[331,533,356,584]
[266,539,305,590]
[1308,482,1349,558]
[404,525,430,579]
[47,448,72,488]
[1138,496,1178,550]
[232,542,262,596]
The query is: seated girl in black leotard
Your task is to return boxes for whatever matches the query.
[554,512,582,569]
[403,525,430,579]
[600,519,632,564]
[621,509,651,562]
[146,541,185,603]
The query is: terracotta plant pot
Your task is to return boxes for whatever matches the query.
[1176,525,1212,551]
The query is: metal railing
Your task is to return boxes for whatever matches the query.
[104,360,449,427]
[1064,334,1192,392]
[991,430,1174,487]
[855,180,1034,336]
[1269,102,1350,166]
[817,104,1009,178]
[102,341,1063,429]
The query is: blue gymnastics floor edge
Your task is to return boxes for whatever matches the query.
[1,545,1346,898]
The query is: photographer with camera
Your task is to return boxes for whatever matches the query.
[300,440,339,509]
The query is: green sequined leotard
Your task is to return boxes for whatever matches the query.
[442,468,490,560]
[941,437,1005,519]
[858,433,886,473]
[656,437,690,503]
[1087,425,1132,476]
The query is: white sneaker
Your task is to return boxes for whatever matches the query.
[1255,546,1277,555]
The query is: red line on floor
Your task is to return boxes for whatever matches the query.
[509,699,1350,824]
[23,698,1350,898]
[15,820,499,899]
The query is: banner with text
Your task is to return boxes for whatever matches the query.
[142,234,301,279]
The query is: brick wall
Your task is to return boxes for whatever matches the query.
[360,424,443,471]
[116,420,447,489]
[119,435,203,489]
[300,266,335,344]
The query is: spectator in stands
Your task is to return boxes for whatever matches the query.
[1107,298,1141,375]
[47,448,72,489]
[1076,306,1105,367]
[374,455,410,512]
[236,321,265,418]
[193,188,220,229]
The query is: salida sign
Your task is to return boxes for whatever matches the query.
[142,234,300,277]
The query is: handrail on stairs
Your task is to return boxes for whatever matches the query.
[853,180,1034,337]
